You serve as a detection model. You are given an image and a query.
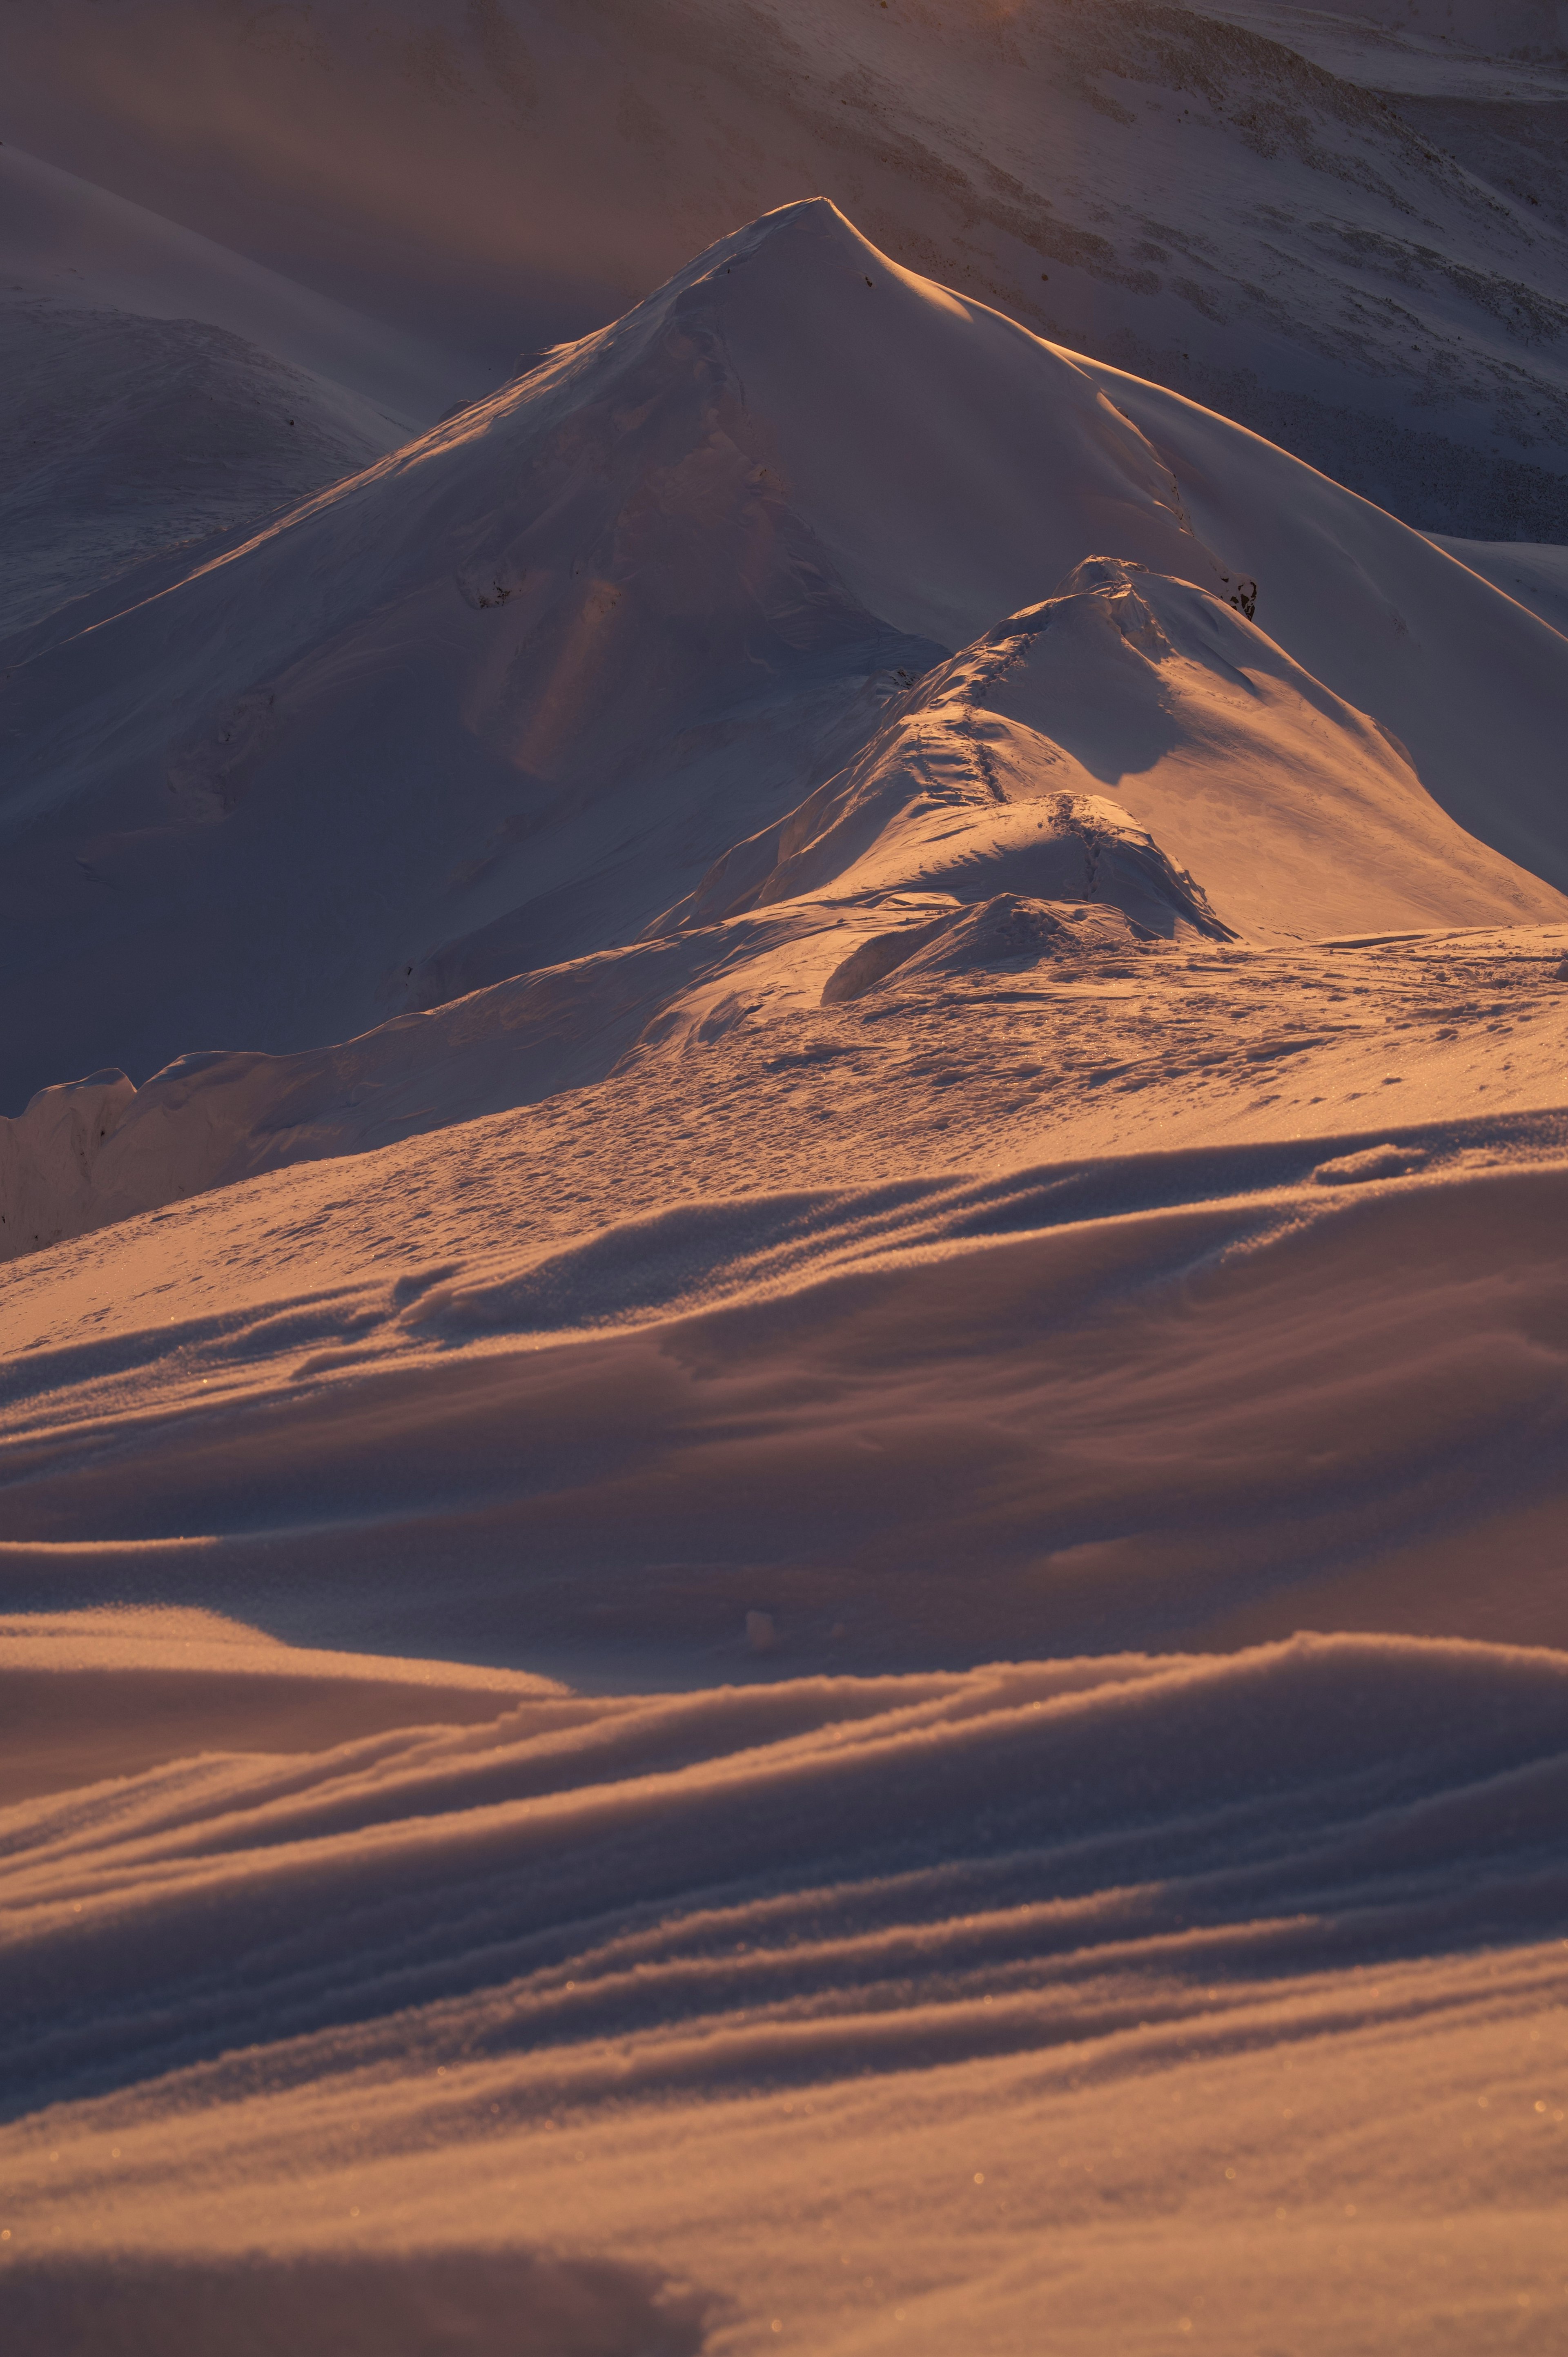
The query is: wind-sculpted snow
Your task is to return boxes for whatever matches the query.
[1,1632,1564,2117]
[820,899,1171,1006]
[0,900,927,1260]
[4,187,1568,2352]
[0,1619,1564,2349]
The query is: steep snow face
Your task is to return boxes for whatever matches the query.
[4,203,1567,1117]
[6,0,1568,531]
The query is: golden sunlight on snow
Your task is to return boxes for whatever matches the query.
[2,15,1567,2350]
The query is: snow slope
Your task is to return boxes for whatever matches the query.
[6,1102,1568,1667]
[4,203,1568,1131]
[6,930,1568,2342]
[0,147,485,637]
[7,0,1568,533]
[1429,530,1568,632]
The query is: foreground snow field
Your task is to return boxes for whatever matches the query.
[1,1621,1564,2355]
[1,140,1566,2357]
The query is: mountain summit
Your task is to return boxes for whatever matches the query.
[3,202,1566,1118]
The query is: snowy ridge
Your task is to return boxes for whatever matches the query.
[664,554,1561,941]
[4,202,1568,1262]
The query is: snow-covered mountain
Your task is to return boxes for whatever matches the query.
[5,203,1566,1130]
[6,0,1568,535]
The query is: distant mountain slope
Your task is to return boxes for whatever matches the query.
[3,203,1566,1118]
[0,146,476,423]
[1429,529,1568,629]
[5,0,1568,533]
[1237,0,1568,59]
[0,301,396,639]
[0,147,487,635]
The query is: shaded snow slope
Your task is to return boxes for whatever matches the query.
[0,146,475,426]
[7,0,1568,533]
[0,148,489,638]
[2,2248,709,2357]
[0,302,394,640]
[1213,1,1568,74]
[5,203,1568,1125]
[1429,530,1568,633]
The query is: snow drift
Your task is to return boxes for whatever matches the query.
[3,1628,1564,2112]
